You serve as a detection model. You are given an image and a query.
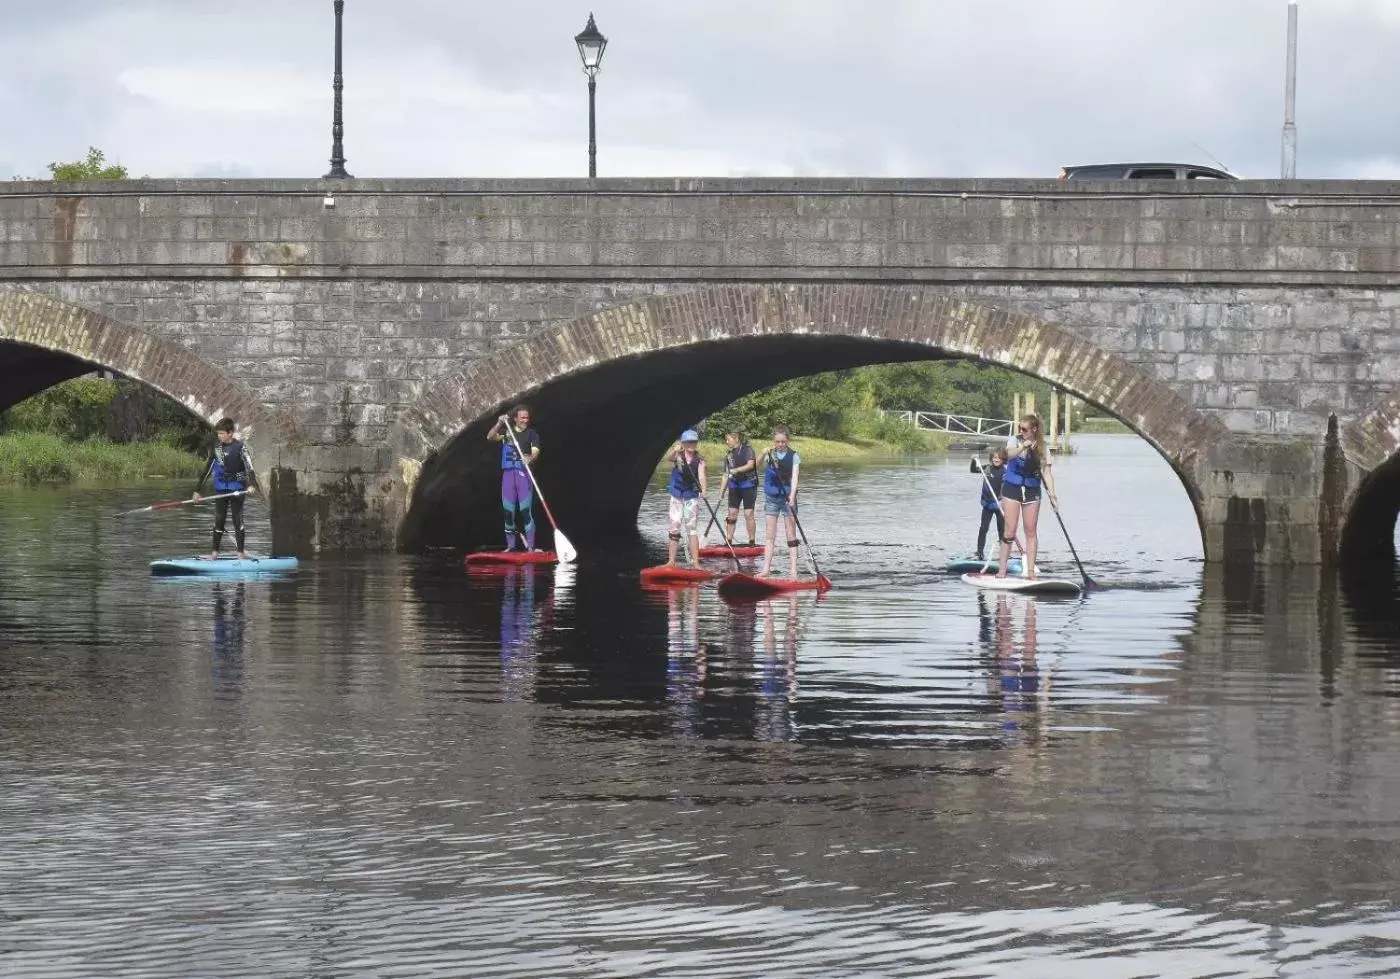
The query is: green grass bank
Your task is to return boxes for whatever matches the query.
[0,433,205,485]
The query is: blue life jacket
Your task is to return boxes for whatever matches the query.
[212,440,250,492]
[1002,440,1041,489]
[764,450,796,497]
[669,453,703,499]
[726,444,756,490]
[500,426,538,471]
[980,464,1004,510]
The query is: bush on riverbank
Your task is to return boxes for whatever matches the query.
[0,433,205,484]
[0,377,211,452]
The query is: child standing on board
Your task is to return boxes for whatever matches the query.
[192,417,260,560]
[757,426,802,580]
[666,430,708,568]
[972,448,1007,561]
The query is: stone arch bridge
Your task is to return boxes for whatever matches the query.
[1,177,1398,567]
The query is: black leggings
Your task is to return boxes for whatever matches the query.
[977,507,1005,557]
[212,495,246,552]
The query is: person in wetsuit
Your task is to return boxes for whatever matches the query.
[972,447,1007,561]
[995,412,1059,580]
[721,430,759,547]
[666,429,708,567]
[487,405,541,551]
[192,417,261,560]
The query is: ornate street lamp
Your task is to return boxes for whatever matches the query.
[324,0,352,179]
[574,13,608,178]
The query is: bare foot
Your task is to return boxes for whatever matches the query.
[207,553,218,561]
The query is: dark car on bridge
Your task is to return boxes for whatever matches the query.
[1058,162,1238,181]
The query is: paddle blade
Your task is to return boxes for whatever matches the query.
[816,575,834,593]
[553,529,578,563]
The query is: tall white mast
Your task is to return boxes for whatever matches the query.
[1282,0,1298,178]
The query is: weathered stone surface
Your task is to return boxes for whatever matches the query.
[0,177,1397,563]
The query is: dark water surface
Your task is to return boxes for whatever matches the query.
[3,434,1400,978]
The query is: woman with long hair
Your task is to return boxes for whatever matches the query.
[996,413,1059,580]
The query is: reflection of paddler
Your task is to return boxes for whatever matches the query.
[665,586,707,739]
[499,567,540,701]
[991,594,1042,729]
[755,596,801,741]
[211,580,246,696]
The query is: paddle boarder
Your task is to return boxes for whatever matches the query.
[191,417,260,561]
[973,448,1007,562]
[995,413,1059,581]
[756,426,802,580]
[487,405,541,552]
[722,430,759,547]
[665,430,708,568]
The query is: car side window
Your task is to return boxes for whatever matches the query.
[1126,168,1178,179]
[1186,169,1228,179]
[1065,166,1125,180]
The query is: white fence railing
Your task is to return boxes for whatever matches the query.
[879,410,1014,439]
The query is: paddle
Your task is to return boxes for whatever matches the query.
[502,418,576,564]
[675,448,740,572]
[1048,495,1095,591]
[764,452,831,590]
[701,473,729,542]
[115,489,247,517]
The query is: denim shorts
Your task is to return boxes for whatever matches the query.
[763,494,791,517]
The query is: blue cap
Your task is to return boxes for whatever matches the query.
[680,429,699,442]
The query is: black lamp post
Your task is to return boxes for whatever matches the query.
[324,0,351,178]
[574,13,608,178]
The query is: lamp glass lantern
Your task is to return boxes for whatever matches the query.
[575,13,607,74]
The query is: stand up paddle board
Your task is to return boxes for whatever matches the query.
[960,572,1081,596]
[151,555,299,576]
[718,572,833,599]
[466,550,558,567]
[946,556,1024,574]
[640,565,718,584]
[698,544,765,558]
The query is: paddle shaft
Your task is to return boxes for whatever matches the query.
[1048,497,1094,590]
[118,489,247,516]
[675,451,740,571]
[765,454,822,580]
[702,474,729,540]
[502,421,563,539]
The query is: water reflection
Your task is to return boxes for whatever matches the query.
[7,453,1400,977]
[211,581,246,700]
[984,593,1044,742]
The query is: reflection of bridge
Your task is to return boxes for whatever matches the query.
[879,410,1012,441]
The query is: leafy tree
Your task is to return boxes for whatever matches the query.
[46,147,129,181]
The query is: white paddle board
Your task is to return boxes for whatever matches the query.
[960,572,1082,596]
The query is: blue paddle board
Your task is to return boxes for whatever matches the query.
[150,555,299,576]
[947,556,1024,574]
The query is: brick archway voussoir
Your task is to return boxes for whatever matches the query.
[0,289,287,442]
[395,283,1230,479]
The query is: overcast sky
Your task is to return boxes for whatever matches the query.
[1,0,1398,181]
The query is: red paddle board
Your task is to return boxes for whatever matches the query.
[718,572,833,599]
[698,545,765,558]
[466,550,558,567]
[640,565,718,584]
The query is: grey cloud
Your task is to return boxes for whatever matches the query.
[0,0,1396,180]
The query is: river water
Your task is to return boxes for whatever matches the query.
[2,433,1399,978]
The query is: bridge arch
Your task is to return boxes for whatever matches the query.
[392,283,1230,552]
[1340,395,1400,565]
[0,290,276,434]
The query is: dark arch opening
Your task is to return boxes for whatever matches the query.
[398,336,1207,554]
[0,338,215,473]
[1339,451,1400,571]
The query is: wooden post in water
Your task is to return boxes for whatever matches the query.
[1049,390,1059,447]
[1013,393,1021,422]
[1026,393,1036,417]
[1063,394,1074,451]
